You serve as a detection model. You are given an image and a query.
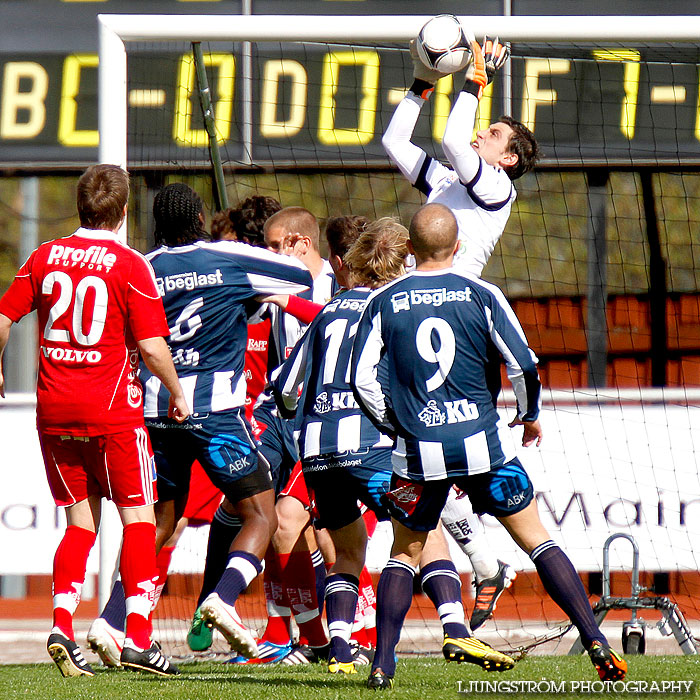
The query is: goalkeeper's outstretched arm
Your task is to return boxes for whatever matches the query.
[443,37,515,204]
[382,39,451,186]
[381,92,430,186]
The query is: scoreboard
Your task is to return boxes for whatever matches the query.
[2,0,700,168]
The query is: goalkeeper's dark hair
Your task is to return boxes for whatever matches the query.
[229,196,282,246]
[325,215,370,261]
[499,115,540,181]
[153,183,208,246]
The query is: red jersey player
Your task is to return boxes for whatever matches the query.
[0,164,189,679]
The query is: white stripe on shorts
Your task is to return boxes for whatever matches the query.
[136,427,153,504]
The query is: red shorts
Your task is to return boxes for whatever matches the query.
[362,508,378,539]
[279,461,312,510]
[39,427,157,508]
[183,461,223,525]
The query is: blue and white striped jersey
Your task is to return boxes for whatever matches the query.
[266,259,338,371]
[140,240,312,417]
[250,261,338,429]
[272,288,393,459]
[350,269,540,481]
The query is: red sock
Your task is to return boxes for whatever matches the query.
[149,545,175,623]
[52,526,96,640]
[359,566,377,647]
[261,548,292,645]
[282,551,328,648]
[362,509,379,539]
[121,522,157,650]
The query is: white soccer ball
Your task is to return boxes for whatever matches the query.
[416,14,474,74]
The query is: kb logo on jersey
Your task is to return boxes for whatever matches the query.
[314,392,332,414]
[418,399,479,427]
[418,400,446,428]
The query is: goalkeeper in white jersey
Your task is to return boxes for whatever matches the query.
[383,36,539,277]
[383,35,539,630]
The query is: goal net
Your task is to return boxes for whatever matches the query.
[99,13,700,658]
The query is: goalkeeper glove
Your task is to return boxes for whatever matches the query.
[409,39,449,99]
[483,36,511,84]
[463,36,510,99]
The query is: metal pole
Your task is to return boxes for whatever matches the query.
[98,17,128,243]
[640,172,667,387]
[241,0,254,166]
[192,41,229,211]
[586,170,609,389]
[6,178,39,393]
[502,0,513,117]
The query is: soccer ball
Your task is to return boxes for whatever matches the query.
[415,14,474,74]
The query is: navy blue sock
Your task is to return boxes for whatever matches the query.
[420,559,469,639]
[214,550,263,606]
[372,559,416,678]
[311,549,326,615]
[531,541,605,649]
[100,580,126,631]
[197,506,241,607]
[325,573,359,663]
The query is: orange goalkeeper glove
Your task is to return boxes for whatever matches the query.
[463,36,510,99]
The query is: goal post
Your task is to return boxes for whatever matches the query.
[97,13,700,170]
[94,13,700,656]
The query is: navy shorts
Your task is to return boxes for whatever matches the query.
[303,446,393,531]
[253,396,299,495]
[146,408,273,505]
[383,458,533,532]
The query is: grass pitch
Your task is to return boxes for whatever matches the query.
[0,655,698,700]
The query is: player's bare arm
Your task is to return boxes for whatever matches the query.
[0,313,12,398]
[508,415,543,447]
[136,335,190,422]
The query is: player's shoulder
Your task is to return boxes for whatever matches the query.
[146,242,201,261]
[448,269,510,307]
[38,228,149,274]
[199,240,310,279]
[363,273,413,307]
[322,286,372,317]
[197,239,276,263]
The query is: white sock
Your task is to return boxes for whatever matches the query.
[441,490,499,581]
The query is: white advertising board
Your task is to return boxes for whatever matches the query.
[1,400,699,574]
